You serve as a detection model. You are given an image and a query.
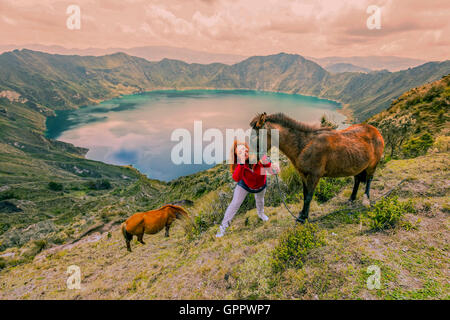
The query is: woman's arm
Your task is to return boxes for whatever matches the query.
[260,155,272,168]
[232,164,246,182]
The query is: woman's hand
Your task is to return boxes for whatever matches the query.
[270,162,280,174]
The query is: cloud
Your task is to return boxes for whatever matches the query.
[0,0,448,60]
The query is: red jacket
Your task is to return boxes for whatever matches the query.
[232,160,272,190]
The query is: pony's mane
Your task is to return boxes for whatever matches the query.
[266,113,333,132]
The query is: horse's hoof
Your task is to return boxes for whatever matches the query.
[296,216,307,224]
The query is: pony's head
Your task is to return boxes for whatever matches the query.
[249,112,272,158]
[250,112,267,130]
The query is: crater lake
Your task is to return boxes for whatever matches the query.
[46,90,346,181]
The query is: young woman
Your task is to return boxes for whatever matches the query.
[216,141,279,238]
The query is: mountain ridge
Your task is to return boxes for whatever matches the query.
[1,49,449,121]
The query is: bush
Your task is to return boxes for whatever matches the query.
[366,196,415,231]
[48,181,63,191]
[271,222,326,272]
[402,133,434,158]
[432,135,450,153]
[280,164,303,195]
[86,179,112,190]
[320,115,338,129]
[183,190,231,240]
[315,177,351,203]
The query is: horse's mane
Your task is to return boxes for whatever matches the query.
[266,113,333,133]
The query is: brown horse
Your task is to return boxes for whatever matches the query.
[121,204,189,252]
[250,112,384,223]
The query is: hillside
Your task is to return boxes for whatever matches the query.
[0,51,449,299]
[0,151,448,299]
[0,95,172,254]
[367,75,450,158]
[0,93,231,255]
[1,50,449,120]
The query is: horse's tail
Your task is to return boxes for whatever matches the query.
[163,204,190,219]
[121,222,133,242]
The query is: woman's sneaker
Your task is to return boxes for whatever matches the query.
[215,226,226,238]
[258,213,269,222]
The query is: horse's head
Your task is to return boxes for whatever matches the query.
[249,112,272,159]
[250,112,267,130]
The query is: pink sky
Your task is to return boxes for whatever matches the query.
[0,0,449,60]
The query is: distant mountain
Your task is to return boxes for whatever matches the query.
[325,63,372,74]
[308,55,426,72]
[0,44,247,65]
[0,50,449,121]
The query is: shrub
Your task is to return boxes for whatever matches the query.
[320,115,338,129]
[366,196,415,231]
[183,190,231,240]
[314,177,351,203]
[271,222,326,272]
[402,132,434,158]
[432,135,450,153]
[280,164,303,195]
[86,179,112,190]
[48,181,63,191]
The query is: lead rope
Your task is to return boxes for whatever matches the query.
[274,174,298,220]
[273,174,407,221]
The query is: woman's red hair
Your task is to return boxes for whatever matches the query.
[229,140,250,174]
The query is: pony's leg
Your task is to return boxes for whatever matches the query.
[165,225,170,237]
[137,233,145,245]
[364,176,373,199]
[350,175,361,202]
[126,240,132,252]
[362,168,375,206]
[297,175,319,223]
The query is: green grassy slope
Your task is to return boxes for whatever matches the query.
[367,74,450,158]
[0,152,448,299]
[0,97,172,253]
[0,50,449,299]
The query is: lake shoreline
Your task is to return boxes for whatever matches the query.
[45,87,349,181]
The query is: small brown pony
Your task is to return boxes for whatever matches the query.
[250,112,384,223]
[121,204,189,252]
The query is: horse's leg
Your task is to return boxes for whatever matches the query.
[137,233,145,245]
[362,168,375,207]
[165,224,170,237]
[297,181,307,220]
[350,175,362,202]
[297,175,319,223]
[126,239,132,252]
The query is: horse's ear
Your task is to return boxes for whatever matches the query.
[259,112,267,126]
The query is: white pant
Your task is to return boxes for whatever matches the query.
[220,185,266,229]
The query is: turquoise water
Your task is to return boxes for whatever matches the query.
[46,90,345,181]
